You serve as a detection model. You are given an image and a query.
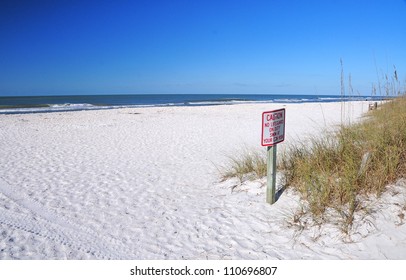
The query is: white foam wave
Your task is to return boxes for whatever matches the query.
[49,103,95,108]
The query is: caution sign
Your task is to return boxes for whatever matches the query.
[261,108,285,146]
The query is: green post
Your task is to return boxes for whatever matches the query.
[266,144,277,204]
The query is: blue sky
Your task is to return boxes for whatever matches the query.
[0,0,405,96]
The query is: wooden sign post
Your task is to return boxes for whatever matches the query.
[261,108,286,204]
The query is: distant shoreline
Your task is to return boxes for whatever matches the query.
[0,93,390,115]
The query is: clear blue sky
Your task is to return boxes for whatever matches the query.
[1,0,405,96]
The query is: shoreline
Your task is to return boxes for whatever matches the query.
[0,94,388,115]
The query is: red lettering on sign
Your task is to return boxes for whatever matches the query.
[266,112,283,121]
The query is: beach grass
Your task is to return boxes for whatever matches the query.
[222,64,406,232]
[222,95,406,231]
[281,96,406,231]
[221,150,267,182]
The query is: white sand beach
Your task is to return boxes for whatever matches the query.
[1,101,406,259]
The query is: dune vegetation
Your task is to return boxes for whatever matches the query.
[222,70,406,232]
[279,96,406,230]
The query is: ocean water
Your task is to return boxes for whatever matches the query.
[0,94,382,114]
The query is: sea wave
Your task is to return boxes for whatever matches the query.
[0,102,189,114]
[273,98,310,103]
[185,99,275,106]
[186,100,235,106]
[0,103,115,114]
[48,103,95,108]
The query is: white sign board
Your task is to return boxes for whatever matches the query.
[261,108,286,146]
